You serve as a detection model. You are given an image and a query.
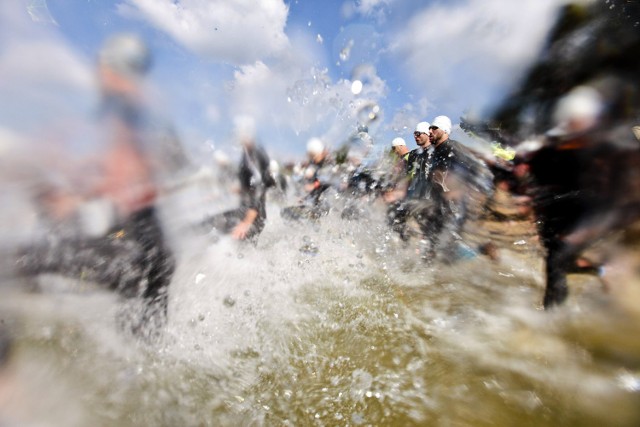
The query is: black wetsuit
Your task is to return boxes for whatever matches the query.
[18,207,174,306]
[408,139,492,258]
[281,157,333,221]
[303,157,333,205]
[15,91,177,338]
[387,147,432,242]
[525,136,620,307]
[201,144,275,241]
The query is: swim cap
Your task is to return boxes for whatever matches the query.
[307,137,325,156]
[415,122,430,133]
[99,33,151,77]
[431,116,452,134]
[391,137,406,147]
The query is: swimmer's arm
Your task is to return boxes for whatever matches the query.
[231,208,258,240]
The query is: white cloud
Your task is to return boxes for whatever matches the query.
[151,22,383,158]
[341,0,393,22]
[0,40,92,92]
[391,0,565,117]
[204,104,221,123]
[118,0,290,65]
[0,1,91,92]
[0,1,94,133]
[354,0,392,16]
[225,55,388,158]
[111,0,392,157]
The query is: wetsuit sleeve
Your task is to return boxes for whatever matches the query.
[258,146,276,188]
[239,147,271,213]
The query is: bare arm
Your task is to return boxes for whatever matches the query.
[231,208,258,240]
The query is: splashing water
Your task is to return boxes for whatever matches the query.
[26,0,57,25]
[2,191,640,426]
[2,1,640,426]
[339,40,354,62]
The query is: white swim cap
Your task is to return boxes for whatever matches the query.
[431,116,452,134]
[307,137,325,156]
[269,159,280,174]
[415,122,430,133]
[391,137,406,147]
[548,86,603,136]
[99,33,151,77]
[233,115,256,141]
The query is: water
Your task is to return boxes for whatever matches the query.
[2,0,639,424]
[1,190,639,427]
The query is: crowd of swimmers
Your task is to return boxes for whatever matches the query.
[3,31,640,344]
[265,116,497,265]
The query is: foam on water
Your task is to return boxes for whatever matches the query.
[1,189,640,426]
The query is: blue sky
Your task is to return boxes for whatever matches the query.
[0,0,566,165]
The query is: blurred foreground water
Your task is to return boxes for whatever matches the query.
[1,185,639,427]
[2,1,640,425]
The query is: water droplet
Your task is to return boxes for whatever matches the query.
[223,295,236,307]
[340,39,354,61]
[299,243,319,255]
[618,372,640,392]
[351,413,365,424]
[351,80,363,95]
[355,101,380,126]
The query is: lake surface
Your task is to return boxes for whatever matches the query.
[1,188,639,427]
